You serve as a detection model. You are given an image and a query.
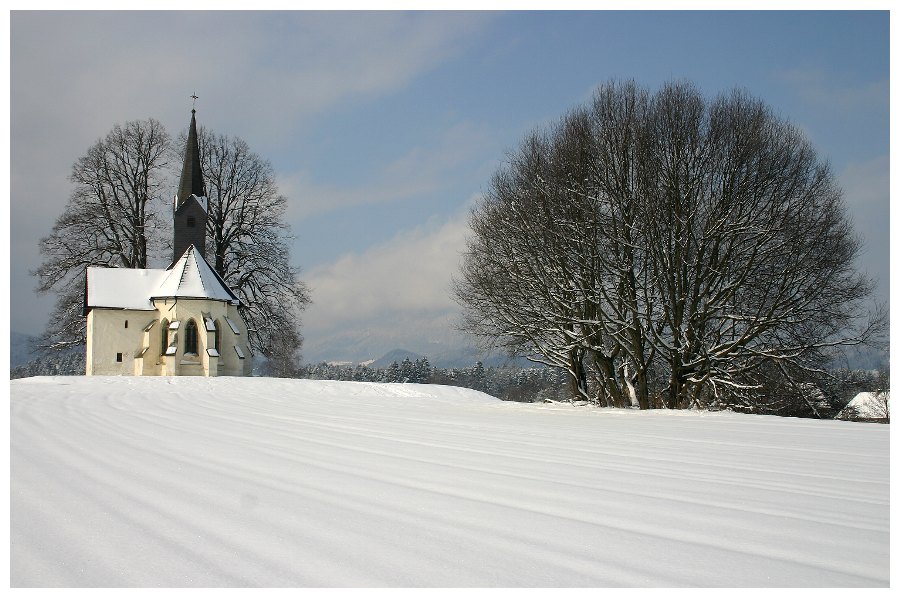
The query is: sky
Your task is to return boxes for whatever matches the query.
[7,9,892,365]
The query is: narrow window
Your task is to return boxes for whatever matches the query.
[160,318,169,354]
[116,352,123,363]
[125,320,128,329]
[184,319,199,354]
[187,216,196,228]
[214,320,221,352]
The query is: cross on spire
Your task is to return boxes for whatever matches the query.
[190,93,199,111]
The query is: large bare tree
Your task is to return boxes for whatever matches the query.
[33,118,171,350]
[455,80,884,413]
[194,128,311,376]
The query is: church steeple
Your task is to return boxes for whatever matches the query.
[173,101,208,263]
[176,107,205,206]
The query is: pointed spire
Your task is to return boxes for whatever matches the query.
[176,107,205,205]
[173,103,208,262]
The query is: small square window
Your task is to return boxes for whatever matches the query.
[116,352,123,362]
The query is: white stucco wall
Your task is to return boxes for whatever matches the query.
[87,299,251,377]
[153,298,251,377]
[85,309,157,375]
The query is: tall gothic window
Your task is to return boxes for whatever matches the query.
[214,320,221,352]
[184,319,199,355]
[160,319,169,355]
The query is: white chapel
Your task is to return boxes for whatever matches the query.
[84,108,251,376]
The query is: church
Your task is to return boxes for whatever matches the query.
[84,108,251,376]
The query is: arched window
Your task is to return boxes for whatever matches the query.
[160,319,169,355]
[214,320,221,352]
[184,319,199,355]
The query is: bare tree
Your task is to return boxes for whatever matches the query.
[455,80,884,411]
[637,84,883,411]
[33,119,171,350]
[194,128,311,376]
[456,124,600,401]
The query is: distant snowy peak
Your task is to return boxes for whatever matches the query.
[370,348,424,368]
[310,347,535,370]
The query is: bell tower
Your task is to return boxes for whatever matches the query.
[173,98,207,262]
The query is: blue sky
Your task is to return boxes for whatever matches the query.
[8,10,891,364]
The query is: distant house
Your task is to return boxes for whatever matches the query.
[83,109,250,377]
[837,391,890,423]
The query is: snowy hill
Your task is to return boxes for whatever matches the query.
[10,377,888,587]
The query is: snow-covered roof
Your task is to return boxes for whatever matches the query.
[86,268,167,311]
[153,245,239,303]
[174,194,208,214]
[838,391,891,420]
[86,245,240,311]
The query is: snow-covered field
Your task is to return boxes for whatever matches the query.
[10,376,889,587]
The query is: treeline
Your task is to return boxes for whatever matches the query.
[11,350,85,379]
[299,357,883,416]
[300,358,571,403]
[10,348,882,417]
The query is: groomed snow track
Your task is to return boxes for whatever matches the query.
[10,376,889,587]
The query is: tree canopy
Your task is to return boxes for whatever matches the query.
[455,80,884,414]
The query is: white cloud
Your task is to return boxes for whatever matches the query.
[305,207,470,321]
[300,203,477,361]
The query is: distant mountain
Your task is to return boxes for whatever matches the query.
[351,347,535,370]
[10,332,40,368]
[301,311,499,368]
[369,349,424,369]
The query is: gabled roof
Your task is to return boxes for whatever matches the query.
[154,245,240,303]
[174,193,208,214]
[86,245,241,311]
[838,391,891,420]
[86,268,167,311]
